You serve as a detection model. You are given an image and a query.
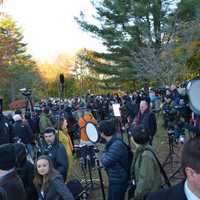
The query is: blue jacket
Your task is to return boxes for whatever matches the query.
[101,136,129,184]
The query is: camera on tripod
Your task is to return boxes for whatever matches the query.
[19,88,32,97]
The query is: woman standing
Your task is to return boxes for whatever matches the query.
[57,117,74,176]
[33,155,74,200]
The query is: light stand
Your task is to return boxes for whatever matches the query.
[57,74,65,137]
[96,157,106,200]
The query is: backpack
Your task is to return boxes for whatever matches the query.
[118,140,134,179]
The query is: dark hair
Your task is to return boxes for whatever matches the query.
[33,155,60,192]
[14,143,27,167]
[181,137,200,174]
[56,117,66,131]
[43,127,56,135]
[99,119,115,136]
[132,126,150,145]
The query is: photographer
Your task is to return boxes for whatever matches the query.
[162,95,177,129]
[147,137,200,200]
[99,119,130,200]
[130,126,162,200]
[11,114,34,145]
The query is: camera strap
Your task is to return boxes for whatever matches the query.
[141,148,171,188]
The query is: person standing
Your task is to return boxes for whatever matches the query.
[134,100,157,144]
[130,127,162,200]
[0,143,26,200]
[33,155,74,200]
[57,117,74,176]
[99,119,130,200]
[40,128,68,181]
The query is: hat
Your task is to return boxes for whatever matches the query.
[0,143,16,170]
[13,114,22,122]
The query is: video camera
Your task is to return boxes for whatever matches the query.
[19,88,32,97]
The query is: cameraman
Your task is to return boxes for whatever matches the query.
[162,95,177,129]
[99,119,130,200]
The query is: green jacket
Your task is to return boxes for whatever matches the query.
[131,144,162,200]
[39,113,53,133]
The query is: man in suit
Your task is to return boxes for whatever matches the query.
[147,137,200,200]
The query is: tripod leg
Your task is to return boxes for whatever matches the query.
[87,156,94,188]
[169,166,182,180]
[96,159,106,200]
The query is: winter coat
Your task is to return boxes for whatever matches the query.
[131,144,162,200]
[11,120,34,144]
[39,113,52,133]
[42,139,68,181]
[16,160,37,200]
[134,110,157,139]
[147,181,187,200]
[0,170,26,200]
[101,136,129,184]
[0,115,10,145]
[38,175,74,200]
[58,130,74,176]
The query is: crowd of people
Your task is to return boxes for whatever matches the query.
[0,83,200,200]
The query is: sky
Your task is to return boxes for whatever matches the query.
[1,0,105,62]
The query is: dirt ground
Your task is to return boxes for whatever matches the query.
[69,115,188,200]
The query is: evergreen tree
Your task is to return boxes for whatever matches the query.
[75,0,180,88]
[0,15,40,103]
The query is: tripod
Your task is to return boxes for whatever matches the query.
[75,145,106,200]
[162,129,180,168]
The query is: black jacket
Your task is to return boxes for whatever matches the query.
[11,120,34,144]
[101,136,129,184]
[0,114,11,145]
[0,170,26,200]
[41,139,68,181]
[147,181,187,200]
[38,175,74,200]
[135,110,157,138]
[16,159,37,200]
